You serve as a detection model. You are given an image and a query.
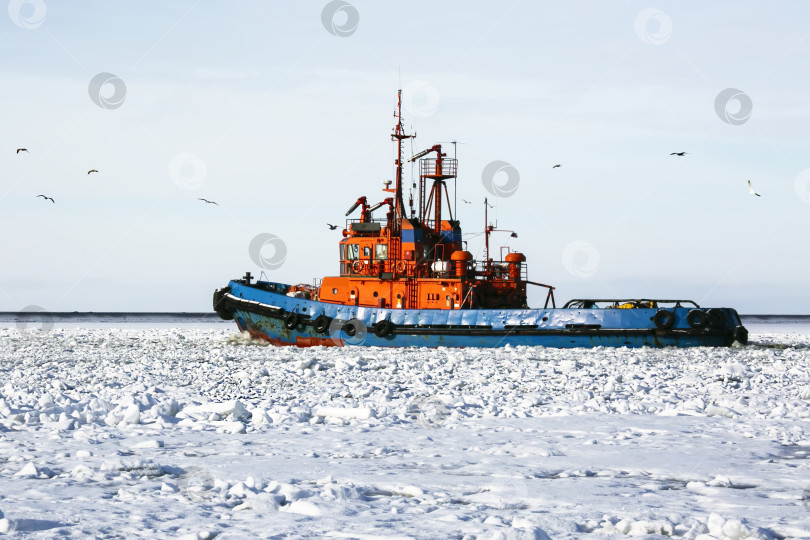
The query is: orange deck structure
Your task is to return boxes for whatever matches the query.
[314,91,555,312]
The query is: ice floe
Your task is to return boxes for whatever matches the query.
[0,326,809,537]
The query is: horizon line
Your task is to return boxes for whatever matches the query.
[2,312,810,319]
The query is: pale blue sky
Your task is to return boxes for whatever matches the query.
[1,1,809,313]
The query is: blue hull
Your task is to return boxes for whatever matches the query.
[215,281,747,349]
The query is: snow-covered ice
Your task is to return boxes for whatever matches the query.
[1,323,809,538]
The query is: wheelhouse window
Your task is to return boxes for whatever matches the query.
[375,244,388,260]
[345,244,359,260]
[363,246,371,258]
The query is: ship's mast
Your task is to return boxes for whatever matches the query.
[392,90,413,225]
[484,197,490,274]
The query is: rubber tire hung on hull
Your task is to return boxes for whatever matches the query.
[213,287,234,321]
[706,308,725,329]
[373,319,394,338]
[313,314,331,334]
[283,311,300,330]
[343,320,359,337]
[686,309,708,329]
[653,309,675,329]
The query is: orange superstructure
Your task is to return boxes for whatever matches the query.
[316,91,555,311]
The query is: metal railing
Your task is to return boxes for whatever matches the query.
[563,299,700,309]
[474,260,528,281]
[419,158,458,179]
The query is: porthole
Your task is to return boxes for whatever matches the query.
[332,288,338,295]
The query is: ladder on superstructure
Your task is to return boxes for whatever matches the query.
[406,279,418,309]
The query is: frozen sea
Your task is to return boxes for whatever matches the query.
[1,314,809,539]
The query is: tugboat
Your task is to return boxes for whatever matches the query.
[213,91,748,348]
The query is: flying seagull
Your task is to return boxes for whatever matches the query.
[461,199,471,204]
[670,152,688,156]
[37,194,54,203]
[87,169,98,175]
[327,223,339,230]
[552,164,561,168]
[16,148,28,154]
[747,180,761,197]
[198,198,219,206]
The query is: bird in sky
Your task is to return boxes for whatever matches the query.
[37,195,54,203]
[87,169,98,175]
[670,152,688,156]
[198,198,219,206]
[16,148,28,154]
[747,180,761,197]
[552,164,561,168]
[461,199,471,204]
[327,223,339,230]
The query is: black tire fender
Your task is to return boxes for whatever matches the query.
[213,287,234,321]
[373,319,394,338]
[313,314,331,334]
[686,309,707,329]
[653,309,675,330]
[283,311,300,330]
[343,320,358,337]
[706,308,725,328]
